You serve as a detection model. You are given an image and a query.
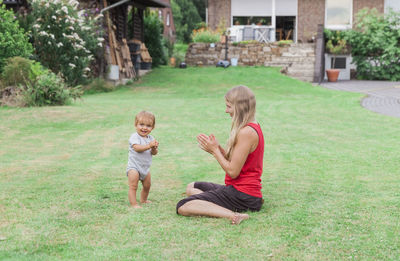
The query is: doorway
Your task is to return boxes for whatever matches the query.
[276,16,295,41]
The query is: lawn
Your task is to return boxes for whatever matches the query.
[1,67,399,260]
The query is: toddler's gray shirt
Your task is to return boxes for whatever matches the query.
[126,132,154,179]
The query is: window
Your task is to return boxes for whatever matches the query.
[325,0,352,30]
[331,57,346,69]
[167,13,170,27]
[233,16,271,26]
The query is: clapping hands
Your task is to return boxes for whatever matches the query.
[197,133,219,154]
[149,140,159,149]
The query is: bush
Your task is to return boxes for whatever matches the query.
[191,28,220,43]
[30,0,104,86]
[23,72,82,106]
[171,43,187,67]
[0,2,33,72]
[324,29,347,47]
[163,37,174,59]
[238,40,259,45]
[277,40,293,47]
[143,11,168,67]
[83,78,115,94]
[345,8,400,81]
[0,57,82,107]
[1,57,46,88]
[16,9,35,36]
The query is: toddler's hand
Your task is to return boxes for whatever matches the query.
[149,140,159,149]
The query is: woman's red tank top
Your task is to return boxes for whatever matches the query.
[225,123,264,198]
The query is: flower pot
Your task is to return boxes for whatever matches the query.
[326,69,340,82]
[170,57,176,67]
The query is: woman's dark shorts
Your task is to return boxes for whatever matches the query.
[176,182,263,214]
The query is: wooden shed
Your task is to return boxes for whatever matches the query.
[99,0,170,79]
[3,0,169,80]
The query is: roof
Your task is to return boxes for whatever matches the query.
[133,0,169,8]
[102,0,169,13]
[2,0,23,4]
[100,0,170,13]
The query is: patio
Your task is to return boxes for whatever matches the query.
[229,25,274,43]
[210,0,297,43]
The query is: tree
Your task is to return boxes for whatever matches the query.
[192,0,206,21]
[171,0,202,43]
[144,12,167,67]
[0,2,33,72]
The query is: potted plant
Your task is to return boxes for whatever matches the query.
[325,37,348,82]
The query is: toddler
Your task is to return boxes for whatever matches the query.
[126,111,158,208]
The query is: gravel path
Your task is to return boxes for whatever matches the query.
[319,80,400,118]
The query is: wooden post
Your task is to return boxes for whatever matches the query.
[103,0,117,65]
[314,24,325,83]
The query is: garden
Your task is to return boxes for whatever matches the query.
[1,2,400,259]
[324,8,400,81]
[0,0,107,107]
[1,66,400,260]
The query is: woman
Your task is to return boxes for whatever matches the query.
[176,85,264,225]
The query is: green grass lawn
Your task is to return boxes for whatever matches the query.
[1,67,399,260]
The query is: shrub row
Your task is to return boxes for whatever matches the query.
[1,57,81,106]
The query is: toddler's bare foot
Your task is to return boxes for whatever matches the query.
[131,204,142,209]
[231,213,249,225]
[141,200,152,204]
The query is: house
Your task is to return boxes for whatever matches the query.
[207,0,400,43]
[154,0,176,42]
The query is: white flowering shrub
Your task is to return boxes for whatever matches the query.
[30,0,104,85]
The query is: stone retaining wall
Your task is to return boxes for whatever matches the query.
[185,42,316,82]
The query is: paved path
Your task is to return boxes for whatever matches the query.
[319,80,400,118]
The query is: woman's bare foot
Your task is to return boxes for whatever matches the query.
[131,204,142,209]
[141,200,152,204]
[231,213,249,225]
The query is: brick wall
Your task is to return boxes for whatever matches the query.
[297,0,385,43]
[353,0,384,17]
[207,0,231,31]
[297,0,325,43]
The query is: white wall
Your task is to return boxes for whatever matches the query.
[231,0,297,16]
[276,0,297,16]
[232,0,272,16]
[385,0,400,12]
[324,54,352,81]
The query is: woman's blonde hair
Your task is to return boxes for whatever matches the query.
[225,86,256,159]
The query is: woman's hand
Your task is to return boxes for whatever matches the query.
[197,127,258,179]
[197,133,219,154]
